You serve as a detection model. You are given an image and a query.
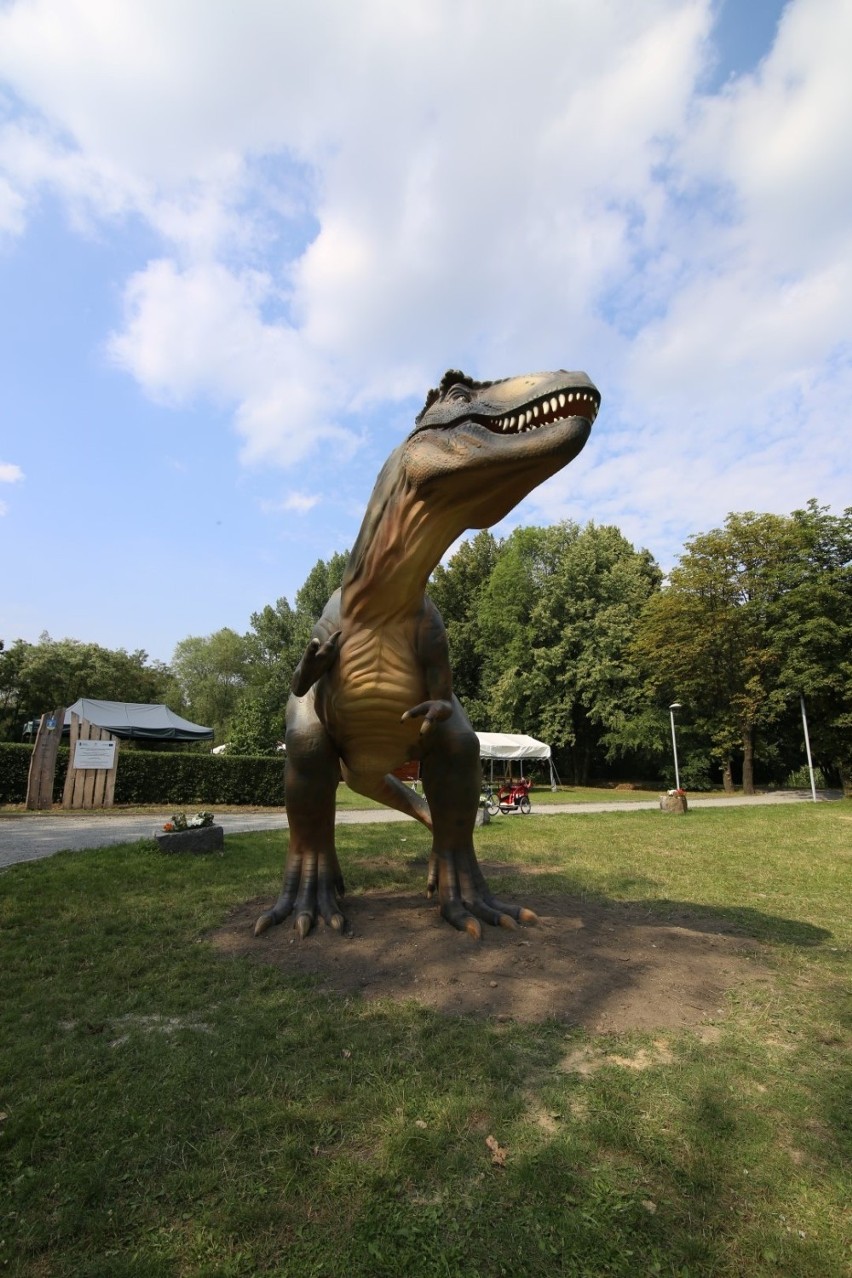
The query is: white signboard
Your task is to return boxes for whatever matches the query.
[73,739,117,770]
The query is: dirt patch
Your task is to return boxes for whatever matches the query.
[210,872,769,1032]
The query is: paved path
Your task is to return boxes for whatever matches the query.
[0,790,841,870]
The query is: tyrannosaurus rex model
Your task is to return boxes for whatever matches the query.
[255,368,599,941]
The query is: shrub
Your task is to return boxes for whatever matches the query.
[0,744,35,804]
[0,743,285,807]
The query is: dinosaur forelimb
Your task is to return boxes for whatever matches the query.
[291,630,342,697]
[401,699,453,735]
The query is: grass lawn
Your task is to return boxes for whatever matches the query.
[1,804,849,1276]
[336,783,749,810]
[0,784,804,819]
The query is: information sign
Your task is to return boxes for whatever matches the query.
[73,740,117,770]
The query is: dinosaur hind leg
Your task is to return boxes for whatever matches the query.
[420,702,537,937]
[254,693,346,939]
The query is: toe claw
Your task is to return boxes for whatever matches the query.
[295,913,313,939]
[499,913,518,930]
[254,912,274,937]
[518,907,538,926]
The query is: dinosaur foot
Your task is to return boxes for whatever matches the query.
[254,852,348,939]
[425,849,538,939]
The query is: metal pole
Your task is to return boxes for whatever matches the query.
[669,703,681,790]
[800,694,818,803]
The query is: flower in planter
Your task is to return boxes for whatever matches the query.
[164,812,215,833]
[188,812,215,829]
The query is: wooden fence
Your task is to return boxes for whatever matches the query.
[62,713,120,809]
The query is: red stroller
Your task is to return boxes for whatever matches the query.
[497,777,532,814]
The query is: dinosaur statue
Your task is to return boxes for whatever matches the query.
[255,368,599,940]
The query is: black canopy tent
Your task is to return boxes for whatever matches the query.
[63,698,213,742]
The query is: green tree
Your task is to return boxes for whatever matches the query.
[477,522,661,783]
[228,599,302,755]
[428,531,501,725]
[634,504,851,793]
[227,553,350,756]
[171,628,251,740]
[0,634,177,740]
[771,502,852,791]
[294,551,349,633]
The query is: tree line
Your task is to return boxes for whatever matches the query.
[2,501,849,791]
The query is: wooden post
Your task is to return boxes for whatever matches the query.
[25,706,66,810]
[62,714,120,809]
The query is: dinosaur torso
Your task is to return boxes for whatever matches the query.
[293,368,600,780]
[319,610,426,775]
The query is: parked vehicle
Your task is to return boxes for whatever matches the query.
[497,778,532,814]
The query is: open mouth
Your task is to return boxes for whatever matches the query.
[482,387,600,435]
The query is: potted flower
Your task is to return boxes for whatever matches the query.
[155,811,224,853]
[659,787,688,814]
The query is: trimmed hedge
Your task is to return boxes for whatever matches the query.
[0,743,36,805]
[0,743,286,807]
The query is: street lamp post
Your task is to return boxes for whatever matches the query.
[800,694,818,803]
[669,702,682,791]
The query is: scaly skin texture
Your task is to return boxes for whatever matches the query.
[255,368,600,939]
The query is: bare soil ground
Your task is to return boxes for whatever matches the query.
[211,863,769,1033]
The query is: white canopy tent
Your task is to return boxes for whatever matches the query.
[475,732,560,789]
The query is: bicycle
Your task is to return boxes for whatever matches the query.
[480,783,500,816]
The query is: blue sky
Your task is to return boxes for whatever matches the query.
[1,0,849,664]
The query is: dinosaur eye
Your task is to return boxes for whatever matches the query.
[447,386,471,403]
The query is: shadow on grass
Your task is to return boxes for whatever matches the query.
[3,836,849,1278]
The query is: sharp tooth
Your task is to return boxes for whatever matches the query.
[525,410,532,424]
[533,404,539,417]
[550,397,558,413]
[509,416,516,430]
[502,420,509,431]
[559,393,566,407]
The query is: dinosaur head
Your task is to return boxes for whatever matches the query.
[403,368,598,528]
[344,367,600,613]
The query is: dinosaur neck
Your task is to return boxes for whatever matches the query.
[342,460,458,623]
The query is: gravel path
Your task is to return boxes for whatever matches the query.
[0,790,840,870]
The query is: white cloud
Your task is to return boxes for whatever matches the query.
[0,461,22,517]
[262,492,320,516]
[1,0,714,465]
[0,0,849,562]
[107,257,355,466]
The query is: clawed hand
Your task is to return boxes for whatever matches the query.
[291,631,342,696]
[401,699,453,734]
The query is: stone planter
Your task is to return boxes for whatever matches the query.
[154,824,224,854]
[475,802,491,828]
[659,793,688,814]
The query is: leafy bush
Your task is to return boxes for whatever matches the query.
[0,743,285,806]
[785,764,827,790]
[0,744,36,804]
[113,751,286,805]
